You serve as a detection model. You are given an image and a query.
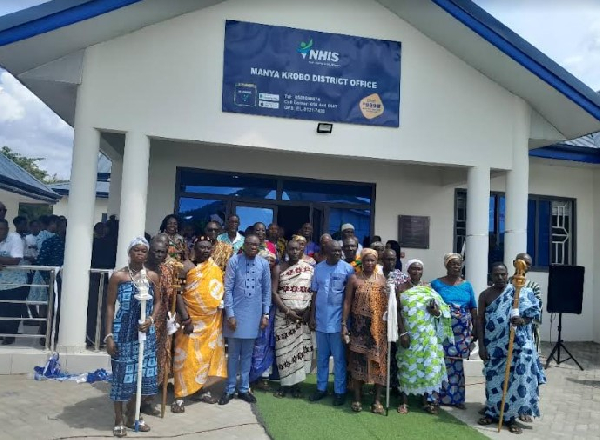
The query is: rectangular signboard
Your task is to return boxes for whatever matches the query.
[222,20,401,127]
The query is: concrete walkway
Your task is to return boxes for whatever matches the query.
[445,342,600,439]
[0,342,598,439]
[0,376,268,440]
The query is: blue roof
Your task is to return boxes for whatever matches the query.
[530,132,600,164]
[49,180,109,199]
[0,0,143,47]
[0,152,60,202]
[432,0,600,122]
[0,0,598,125]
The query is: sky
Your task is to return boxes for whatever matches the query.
[0,0,600,179]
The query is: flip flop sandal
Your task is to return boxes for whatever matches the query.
[478,417,495,426]
[519,414,533,423]
[171,400,185,413]
[351,401,363,413]
[113,425,127,437]
[397,404,408,414]
[371,403,385,415]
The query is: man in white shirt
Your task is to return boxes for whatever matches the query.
[0,218,27,345]
[24,219,41,263]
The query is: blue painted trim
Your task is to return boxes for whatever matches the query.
[0,0,144,47]
[529,146,600,164]
[432,0,600,121]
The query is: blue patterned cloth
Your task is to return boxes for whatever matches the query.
[483,285,546,421]
[249,304,277,382]
[431,279,476,407]
[437,304,472,406]
[110,281,157,402]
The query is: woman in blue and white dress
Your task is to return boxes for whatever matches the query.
[105,237,161,437]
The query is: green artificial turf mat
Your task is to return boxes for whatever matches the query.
[254,375,486,440]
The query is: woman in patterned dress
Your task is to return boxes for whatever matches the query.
[396,259,452,414]
[342,248,388,414]
[430,253,478,410]
[105,237,161,437]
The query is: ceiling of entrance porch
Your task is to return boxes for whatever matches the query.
[0,0,599,140]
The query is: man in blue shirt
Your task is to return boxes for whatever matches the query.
[220,233,271,405]
[309,241,354,405]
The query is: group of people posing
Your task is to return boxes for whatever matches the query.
[104,214,545,437]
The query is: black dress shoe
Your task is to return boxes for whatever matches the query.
[238,392,257,403]
[218,392,235,406]
[309,390,327,402]
[332,393,346,406]
[1,337,15,346]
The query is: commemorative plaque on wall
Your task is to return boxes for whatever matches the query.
[398,215,430,249]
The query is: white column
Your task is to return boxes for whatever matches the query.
[466,166,490,294]
[115,132,150,269]
[504,98,531,269]
[58,114,99,352]
[107,158,122,217]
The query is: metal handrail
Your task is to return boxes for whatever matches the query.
[0,265,57,351]
[89,268,113,352]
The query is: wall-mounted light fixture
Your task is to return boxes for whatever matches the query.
[316,123,333,134]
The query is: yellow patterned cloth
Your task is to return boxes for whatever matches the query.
[173,258,227,398]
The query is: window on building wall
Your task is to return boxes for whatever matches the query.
[454,191,575,271]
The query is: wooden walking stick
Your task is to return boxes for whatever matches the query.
[497,259,526,432]
[161,262,184,418]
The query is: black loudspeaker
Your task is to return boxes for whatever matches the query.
[546,265,584,314]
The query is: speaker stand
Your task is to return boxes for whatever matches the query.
[545,313,584,371]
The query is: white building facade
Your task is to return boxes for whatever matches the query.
[1,0,600,363]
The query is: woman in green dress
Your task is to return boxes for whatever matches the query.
[396,259,452,415]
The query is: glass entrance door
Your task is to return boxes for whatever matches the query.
[234,204,276,234]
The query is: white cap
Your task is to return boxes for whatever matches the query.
[341,223,355,231]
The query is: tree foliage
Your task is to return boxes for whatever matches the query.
[1,146,62,184]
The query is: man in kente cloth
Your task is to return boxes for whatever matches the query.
[477,262,546,434]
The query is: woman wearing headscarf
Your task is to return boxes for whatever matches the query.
[342,248,388,414]
[159,214,186,261]
[430,253,477,409]
[396,259,452,415]
[105,237,161,437]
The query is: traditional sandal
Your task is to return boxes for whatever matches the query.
[292,386,303,399]
[113,425,127,437]
[191,391,218,404]
[351,401,363,413]
[126,418,151,432]
[397,404,408,414]
[519,414,533,423]
[273,388,287,399]
[508,423,523,434]
[171,400,185,413]
[371,403,385,415]
[423,403,439,415]
[478,417,495,426]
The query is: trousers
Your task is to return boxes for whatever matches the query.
[226,338,255,394]
[315,331,346,394]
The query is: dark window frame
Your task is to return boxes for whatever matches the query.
[453,189,576,273]
[175,167,376,240]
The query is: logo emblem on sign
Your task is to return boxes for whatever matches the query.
[359,93,384,120]
[297,39,313,59]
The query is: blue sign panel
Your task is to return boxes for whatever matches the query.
[222,21,401,127]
